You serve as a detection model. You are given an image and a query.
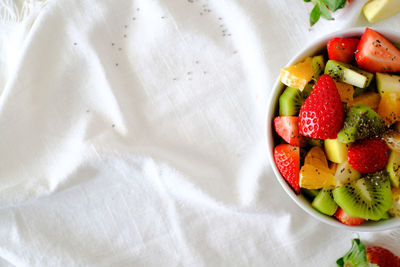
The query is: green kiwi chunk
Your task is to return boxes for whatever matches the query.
[312,55,325,80]
[301,188,320,200]
[332,171,392,220]
[279,87,304,116]
[337,104,385,144]
[312,188,338,216]
[386,150,400,188]
[302,83,314,100]
[306,137,324,147]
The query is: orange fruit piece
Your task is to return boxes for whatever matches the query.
[300,164,336,189]
[335,81,354,104]
[280,57,314,91]
[300,147,336,189]
[304,146,328,168]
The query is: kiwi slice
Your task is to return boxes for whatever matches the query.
[386,150,400,188]
[301,188,320,200]
[312,55,325,80]
[312,188,338,216]
[302,83,314,100]
[279,87,304,116]
[337,104,385,144]
[305,137,324,147]
[332,171,393,220]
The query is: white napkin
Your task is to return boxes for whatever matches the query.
[0,0,399,266]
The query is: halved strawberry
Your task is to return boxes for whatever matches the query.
[327,37,359,64]
[274,144,300,194]
[356,28,400,72]
[299,74,344,139]
[334,207,365,226]
[274,116,306,147]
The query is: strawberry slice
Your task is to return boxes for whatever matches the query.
[334,207,365,226]
[356,27,400,72]
[327,37,359,64]
[274,116,306,147]
[274,144,300,194]
[367,246,400,267]
[337,238,400,267]
[299,74,344,139]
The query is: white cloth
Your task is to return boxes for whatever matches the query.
[0,0,399,266]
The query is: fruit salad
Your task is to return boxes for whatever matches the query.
[273,28,400,226]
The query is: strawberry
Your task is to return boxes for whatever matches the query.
[337,238,400,267]
[367,246,400,267]
[299,74,344,139]
[334,208,365,226]
[327,37,359,64]
[356,27,400,72]
[274,116,306,147]
[348,138,389,174]
[274,144,300,194]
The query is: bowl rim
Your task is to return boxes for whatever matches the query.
[266,27,400,232]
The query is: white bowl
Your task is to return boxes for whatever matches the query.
[266,27,400,232]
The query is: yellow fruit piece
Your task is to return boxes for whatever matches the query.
[324,138,349,164]
[335,81,354,104]
[363,0,400,23]
[389,188,400,217]
[378,92,400,126]
[382,130,400,153]
[304,146,328,168]
[280,57,314,91]
[351,92,380,111]
[300,164,336,189]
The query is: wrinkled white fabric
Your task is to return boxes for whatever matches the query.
[0,0,399,266]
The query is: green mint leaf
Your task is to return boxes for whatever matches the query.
[304,0,312,2]
[336,239,369,267]
[318,1,334,20]
[324,0,347,12]
[310,4,321,26]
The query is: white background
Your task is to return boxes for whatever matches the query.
[0,0,399,266]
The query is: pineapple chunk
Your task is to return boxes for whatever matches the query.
[324,138,349,164]
[300,164,336,189]
[280,57,314,91]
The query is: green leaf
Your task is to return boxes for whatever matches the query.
[310,4,321,26]
[336,239,369,267]
[304,0,312,2]
[318,1,334,20]
[324,0,347,12]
